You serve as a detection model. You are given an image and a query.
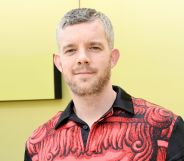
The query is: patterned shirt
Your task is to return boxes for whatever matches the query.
[24,86,184,161]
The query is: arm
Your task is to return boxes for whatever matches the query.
[24,147,32,161]
[166,116,184,161]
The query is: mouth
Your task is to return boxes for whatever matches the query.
[73,66,97,76]
[74,71,95,75]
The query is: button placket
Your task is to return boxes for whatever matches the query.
[82,124,89,130]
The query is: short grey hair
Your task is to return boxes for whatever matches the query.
[56,8,114,49]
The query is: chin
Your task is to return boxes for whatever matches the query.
[71,83,105,97]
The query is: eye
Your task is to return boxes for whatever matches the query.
[89,46,101,51]
[64,49,76,55]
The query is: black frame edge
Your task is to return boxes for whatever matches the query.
[54,61,62,99]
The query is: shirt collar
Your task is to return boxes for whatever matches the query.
[55,85,134,129]
[112,85,134,114]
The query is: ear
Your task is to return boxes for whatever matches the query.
[110,48,120,68]
[53,53,63,72]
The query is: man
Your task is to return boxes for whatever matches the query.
[24,8,184,161]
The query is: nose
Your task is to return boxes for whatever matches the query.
[76,50,90,65]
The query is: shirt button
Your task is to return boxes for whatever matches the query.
[82,125,89,130]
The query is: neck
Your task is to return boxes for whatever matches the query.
[71,83,116,128]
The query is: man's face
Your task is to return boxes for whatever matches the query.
[55,20,118,96]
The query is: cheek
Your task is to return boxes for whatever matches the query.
[60,58,70,67]
[98,57,111,67]
[62,63,70,72]
[61,61,73,75]
[60,56,74,67]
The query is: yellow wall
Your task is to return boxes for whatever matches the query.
[0,0,77,160]
[82,0,184,116]
[0,82,71,161]
[0,0,184,161]
[0,0,78,101]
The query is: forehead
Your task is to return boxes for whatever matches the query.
[58,20,108,47]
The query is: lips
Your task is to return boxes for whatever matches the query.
[74,71,95,75]
[72,67,97,75]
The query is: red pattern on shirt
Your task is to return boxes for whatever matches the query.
[26,98,177,161]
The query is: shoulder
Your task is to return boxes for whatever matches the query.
[132,97,178,130]
[26,111,62,151]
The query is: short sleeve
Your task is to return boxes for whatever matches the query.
[24,147,32,161]
[166,116,184,161]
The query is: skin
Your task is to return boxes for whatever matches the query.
[54,20,120,127]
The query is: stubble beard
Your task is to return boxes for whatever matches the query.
[65,62,111,97]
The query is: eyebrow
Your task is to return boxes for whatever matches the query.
[63,44,76,51]
[89,42,104,46]
[62,41,104,51]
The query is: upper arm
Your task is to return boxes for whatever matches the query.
[166,116,184,161]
